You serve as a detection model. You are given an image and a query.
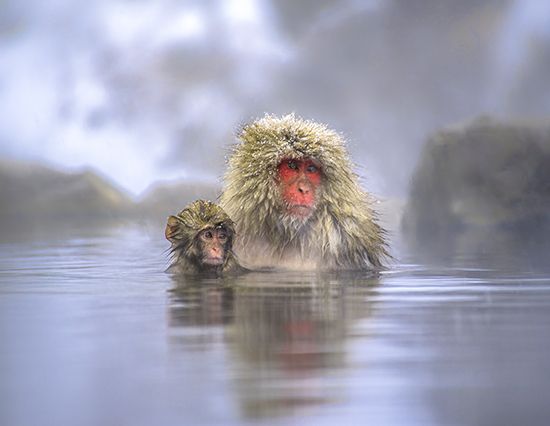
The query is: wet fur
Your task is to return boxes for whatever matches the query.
[166,200,245,276]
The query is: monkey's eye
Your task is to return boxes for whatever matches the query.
[287,160,299,170]
[306,164,319,173]
[203,230,213,239]
[218,233,227,241]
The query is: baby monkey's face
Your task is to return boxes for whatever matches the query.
[198,227,230,266]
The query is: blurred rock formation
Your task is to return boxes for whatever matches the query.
[0,159,220,237]
[402,117,550,264]
[137,180,220,225]
[0,159,133,232]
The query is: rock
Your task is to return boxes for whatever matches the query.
[402,117,550,262]
[136,180,221,224]
[0,159,133,234]
[0,159,223,240]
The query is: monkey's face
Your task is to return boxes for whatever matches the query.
[198,227,230,266]
[277,158,322,220]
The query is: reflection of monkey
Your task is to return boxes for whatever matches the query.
[168,281,236,327]
[166,270,380,420]
[165,200,244,276]
[220,114,389,270]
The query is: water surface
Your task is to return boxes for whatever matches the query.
[1,226,550,426]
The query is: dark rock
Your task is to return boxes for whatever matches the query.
[402,117,550,263]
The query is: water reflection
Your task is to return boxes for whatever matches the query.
[2,227,550,425]
[168,272,378,419]
[404,226,550,273]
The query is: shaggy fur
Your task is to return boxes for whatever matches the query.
[219,114,389,270]
[165,200,244,276]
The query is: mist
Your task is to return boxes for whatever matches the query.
[2,0,549,197]
[3,4,550,425]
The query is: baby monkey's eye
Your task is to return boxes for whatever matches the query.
[203,231,213,239]
[218,233,227,241]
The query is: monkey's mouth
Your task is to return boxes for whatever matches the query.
[287,204,314,218]
[203,256,224,266]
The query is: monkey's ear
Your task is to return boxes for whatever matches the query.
[165,216,182,242]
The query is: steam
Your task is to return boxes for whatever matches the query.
[489,0,550,112]
[0,0,549,196]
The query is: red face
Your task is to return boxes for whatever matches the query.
[277,158,322,219]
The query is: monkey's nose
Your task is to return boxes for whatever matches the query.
[297,182,310,194]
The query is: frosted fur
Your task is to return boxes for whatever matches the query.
[220,114,389,270]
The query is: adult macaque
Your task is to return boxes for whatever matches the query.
[165,200,244,276]
[220,114,389,270]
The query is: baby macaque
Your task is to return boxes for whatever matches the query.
[165,200,244,276]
